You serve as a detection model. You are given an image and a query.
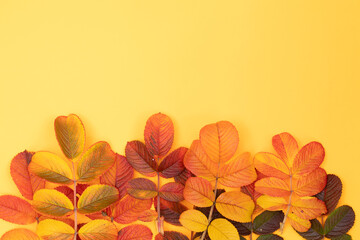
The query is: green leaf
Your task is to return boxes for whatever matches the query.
[296,219,324,240]
[324,205,355,238]
[257,234,283,240]
[127,178,157,200]
[315,174,342,213]
[253,210,284,235]
[331,234,352,240]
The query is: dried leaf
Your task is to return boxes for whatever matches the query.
[77,184,119,214]
[183,177,215,207]
[127,178,157,200]
[208,218,240,240]
[292,142,325,176]
[54,114,85,160]
[158,147,187,178]
[78,220,117,240]
[324,205,355,238]
[118,225,153,240]
[113,195,152,224]
[315,174,342,213]
[159,182,184,202]
[125,140,157,177]
[0,228,40,240]
[77,142,116,182]
[199,121,239,163]
[253,210,284,235]
[0,195,37,224]
[33,189,74,217]
[10,151,45,200]
[29,152,73,184]
[179,209,208,232]
[37,219,74,240]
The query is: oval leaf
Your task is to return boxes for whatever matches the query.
[29,152,73,184]
[315,174,342,213]
[208,218,240,240]
[113,195,152,224]
[155,231,189,240]
[78,220,117,240]
[37,219,74,240]
[55,114,85,160]
[159,182,184,202]
[324,205,355,238]
[158,147,187,178]
[78,184,119,214]
[155,197,187,226]
[294,168,327,197]
[255,177,291,197]
[33,189,73,217]
[287,213,311,232]
[0,195,37,224]
[291,197,326,220]
[215,191,254,222]
[144,113,174,158]
[256,234,283,240]
[253,211,284,235]
[296,219,324,240]
[332,234,352,240]
[125,140,157,176]
[77,142,116,182]
[183,177,215,207]
[1,228,40,240]
[292,142,325,176]
[199,121,239,163]
[127,178,157,200]
[174,169,194,185]
[137,209,158,222]
[272,132,299,167]
[10,150,46,200]
[179,210,208,232]
[118,225,153,240]
[254,152,290,179]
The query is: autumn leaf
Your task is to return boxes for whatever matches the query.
[0,228,40,240]
[158,147,187,178]
[10,150,46,200]
[118,225,153,240]
[125,140,157,177]
[127,178,157,200]
[155,231,189,240]
[183,177,215,207]
[179,209,208,232]
[77,184,119,214]
[174,168,194,185]
[77,142,116,182]
[137,209,158,222]
[0,195,37,224]
[296,219,324,240]
[32,189,74,217]
[208,218,240,240]
[112,195,152,224]
[315,174,343,213]
[29,151,73,184]
[78,220,118,240]
[159,182,184,202]
[37,219,74,240]
[155,197,187,226]
[252,211,284,235]
[54,114,85,160]
[144,113,174,158]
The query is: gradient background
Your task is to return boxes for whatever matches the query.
[0,1,359,239]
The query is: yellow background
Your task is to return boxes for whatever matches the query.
[0,1,359,239]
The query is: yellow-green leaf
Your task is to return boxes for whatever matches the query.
[78,220,118,240]
[208,218,240,240]
[1,228,40,240]
[215,191,254,222]
[37,219,74,240]
[77,142,116,182]
[179,210,208,232]
[29,152,73,184]
[55,114,85,160]
[78,184,119,214]
[32,189,74,217]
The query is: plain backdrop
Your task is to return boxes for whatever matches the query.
[0,1,359,239]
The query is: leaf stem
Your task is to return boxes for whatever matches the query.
[156,157,164,235]
[280,174,293,233]
[72,162,78,240]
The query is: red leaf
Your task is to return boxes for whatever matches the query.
[144,113,174,158]
[113,195,152,224]
[158,147,187,178]
[118,225,153,240]
[126,141,157,177]
[292,142,325,176]
[55,186,76,204]
[137,209,158,222]
[155,197,187,226]
[174,169,194,185]
[159,182,184,202]
[100,154,134,198]
[294,168,327,197]
[127,178,157,200]
[10,151,46,200]
[155,231,189,240]
[0,195,37,225]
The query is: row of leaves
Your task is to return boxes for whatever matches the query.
[0,113,355,240]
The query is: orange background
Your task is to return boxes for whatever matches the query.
[0,1,359,239]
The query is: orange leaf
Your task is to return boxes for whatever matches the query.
[137,209,158,222]
[159,182,184,202]
[218,152,257,187]
[1,228,40,240]
[113,195,152,224]
[183,177,215,207]
[254,152,290,179]
[144,113,174,158]
[183,140,217,179]
[0,195,37,225]
[272,132,299,166]
[54,114,85,160]
[287,213,311,232]
[256,195,288,211]
[125,141,157,177]
[118,225,153,240]
[255,177,291,197]
[127,178,157,200]
[10,151,45,200]
[293,167,327,197]
[78,220,118,240]
[292,141,325,176]
[199,121,239,163]
[291,197,327,220]
[100,154,134,199]
[158,147,187,178]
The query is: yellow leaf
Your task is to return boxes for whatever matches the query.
[287,213,311,232]
[29,152,73,184]
[32,189,74,217]
[78,184,119,214]
[55,114,85,160]
[290,197,326,220]
[215,191,254,222]
[179,210,208,232]
[78,220,118,240]
[1,228,40,240]
[37,219,74,240]
[256,195,288,211]
[208,218,240,240]
[77,142,116,182]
